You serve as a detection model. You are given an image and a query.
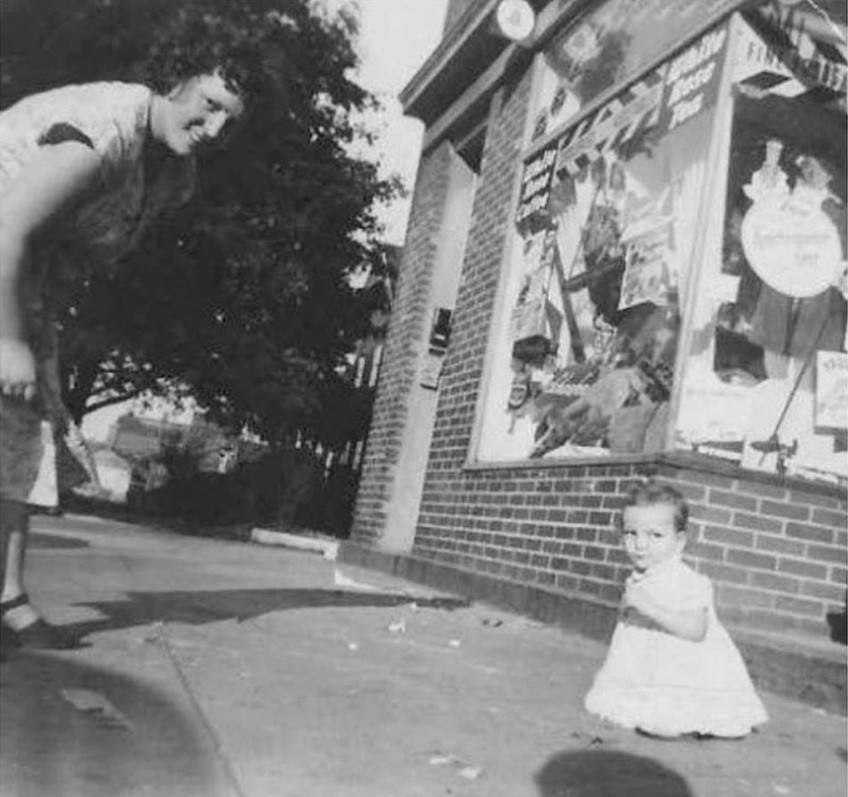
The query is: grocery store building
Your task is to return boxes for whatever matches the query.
[341,0,848,710]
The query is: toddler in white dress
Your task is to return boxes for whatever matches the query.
[584,479,768,738]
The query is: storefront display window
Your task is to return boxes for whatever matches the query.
[475,5,846,483]
[675,12,847,483]
[477,24,727,462]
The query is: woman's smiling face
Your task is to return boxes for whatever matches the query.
[159,70,245,156]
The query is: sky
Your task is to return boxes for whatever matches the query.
[321,0,450,245]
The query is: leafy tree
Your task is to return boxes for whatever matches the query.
[0,0,401,442]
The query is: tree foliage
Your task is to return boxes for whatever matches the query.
[0,0,401,442]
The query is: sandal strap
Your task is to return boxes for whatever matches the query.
[0,593,30,615]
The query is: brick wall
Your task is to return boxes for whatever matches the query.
[350,143,455,545]
[415,461,847,641]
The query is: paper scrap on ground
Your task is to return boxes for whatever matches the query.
[61,689,134,731]
[428,754,459,767]
[427,753,484,780]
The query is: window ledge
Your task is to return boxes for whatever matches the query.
[463,450,847,499]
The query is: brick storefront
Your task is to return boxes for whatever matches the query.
[345,0,847,711]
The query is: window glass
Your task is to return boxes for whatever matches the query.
[476,25,727,462]
[674,12,847,482]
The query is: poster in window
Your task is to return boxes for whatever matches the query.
[476,34,722,462]
[530,0,731,142]
[816,351,848,430]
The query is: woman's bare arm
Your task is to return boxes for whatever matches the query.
[0,142,100,397]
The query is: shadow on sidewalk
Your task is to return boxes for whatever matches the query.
[64,588,470,639]
[535,750,692,796]
[30,531,90,549]
[0,651,228,797]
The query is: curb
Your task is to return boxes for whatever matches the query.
[250,527,340,560]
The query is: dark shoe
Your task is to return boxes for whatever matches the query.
[0,593,82,650]
[0,625,14,661]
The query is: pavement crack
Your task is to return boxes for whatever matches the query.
[153,624,247,797]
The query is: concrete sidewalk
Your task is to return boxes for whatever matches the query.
[1,514,845,797]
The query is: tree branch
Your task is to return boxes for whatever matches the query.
[84,389,145,416]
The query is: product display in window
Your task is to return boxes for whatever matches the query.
[675,18,847,482]
[497,80,712,460]
[477,7,846,477]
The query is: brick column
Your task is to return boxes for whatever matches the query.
[349,143,455,547]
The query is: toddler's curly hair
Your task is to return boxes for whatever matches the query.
[621,478,689,533]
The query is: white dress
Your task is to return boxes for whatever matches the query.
[584,556,768,737]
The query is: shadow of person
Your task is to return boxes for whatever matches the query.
[535,749,692,797]
[0,651,230,796]
[64,588,470,640]
[29,531,90,549]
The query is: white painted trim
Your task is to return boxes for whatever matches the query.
[250,528,340,559]
[466,51,548,466]
[664,12,742,451]
[381,145,479,553]
[464,452,657,470]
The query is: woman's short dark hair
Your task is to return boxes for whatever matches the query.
[137,5,271,100]
[621,478,689,533]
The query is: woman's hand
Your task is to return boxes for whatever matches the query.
[0,338,36,401]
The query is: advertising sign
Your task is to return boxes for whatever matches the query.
[658,24,727,134]
[816,351,848,429]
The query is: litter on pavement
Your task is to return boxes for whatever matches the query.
[61,689,134,732]
[427,752,484,781]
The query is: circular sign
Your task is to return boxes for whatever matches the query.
[740,198,842,298]
[495,0,536,42]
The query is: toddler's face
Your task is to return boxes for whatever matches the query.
[621,503,685,572]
